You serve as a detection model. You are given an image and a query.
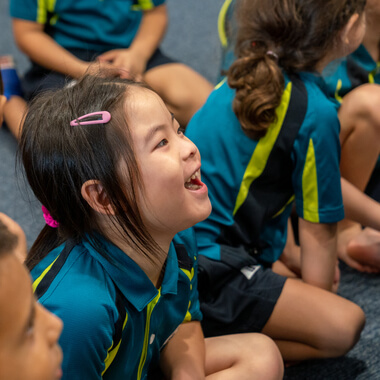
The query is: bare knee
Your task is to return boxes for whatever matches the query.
[233,334,284,380]
[246,334,284,380]
[205,333,284,380]
[321,303,365,358]
[341,84,380,134]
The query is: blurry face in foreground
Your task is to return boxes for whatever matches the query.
[0,253,63,380]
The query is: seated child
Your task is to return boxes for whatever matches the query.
[186,0,366,363]
[323,0,380,271]
[0,212,63,380]
[10,0,213,126]
[19,71,284,380]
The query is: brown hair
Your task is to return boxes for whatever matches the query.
[228,0,366,139]
[19,72,164,270]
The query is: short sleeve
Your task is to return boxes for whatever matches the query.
[10,0,45,23]
[134,0,165,10]
[293,100,344,224]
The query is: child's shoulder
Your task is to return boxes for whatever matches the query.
[296,72,340,119]
[32,241,119,316]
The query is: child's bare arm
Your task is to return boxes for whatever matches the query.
[299,219,338,291]
[160,321,206,380]
[341,177,380,230]
[12,18,90,78]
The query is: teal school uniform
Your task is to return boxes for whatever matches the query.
[10,0,165,52]
[186,73,344,266]
[31,229,201,380]
[323,44,380,101]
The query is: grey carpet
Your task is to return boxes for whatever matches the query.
[1,0,379,378]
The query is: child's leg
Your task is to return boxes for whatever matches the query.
[144,63,213,127]
[337,83,380,270]
[205,333,284,380]
[272,218,301,278]
[3,96,27,139]
[262,278,365,362]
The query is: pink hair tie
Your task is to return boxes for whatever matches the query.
[41,205,59,228]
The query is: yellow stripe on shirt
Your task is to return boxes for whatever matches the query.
[233,81,292,215]
[137,290,161,380]
[102,313,129,376]
[32,255,60,292]
[136,0,155,10]
[302,138,319,223]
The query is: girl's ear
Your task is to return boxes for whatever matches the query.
[81,180,115,215]
[340,13,360,44]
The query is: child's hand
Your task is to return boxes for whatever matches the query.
[84,61,130,80]
[97,49,147,81]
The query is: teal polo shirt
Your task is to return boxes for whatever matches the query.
[31,229,201,380]
[186,73,344,264]
[10,0,165,52]
[323,44,380,101]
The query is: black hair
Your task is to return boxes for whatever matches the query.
[19,72,164,270]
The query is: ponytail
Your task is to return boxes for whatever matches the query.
[228,0,366,139]
[228,49,284,139]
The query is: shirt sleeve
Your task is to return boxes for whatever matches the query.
[10,0,45,23]
[134,0,166,10]
[293,100,344,224]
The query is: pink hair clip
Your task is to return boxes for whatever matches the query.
[41,205,59,228]
[70,111,111,126]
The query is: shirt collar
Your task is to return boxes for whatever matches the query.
[82,235,179,312]
[352,44,377,69]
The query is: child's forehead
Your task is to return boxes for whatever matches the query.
[125,87,166,114]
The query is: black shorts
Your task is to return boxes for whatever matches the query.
[22,48,176,100]
[198,254,286,337]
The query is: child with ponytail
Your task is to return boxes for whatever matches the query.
[186,0,366,363]
[19,72,283,380]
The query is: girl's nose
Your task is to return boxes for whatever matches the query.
[40,304,63,345]
[183,135,198,159]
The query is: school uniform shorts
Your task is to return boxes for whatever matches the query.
[198,254,286,337]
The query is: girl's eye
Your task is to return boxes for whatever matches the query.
[156,139,168,148]
[177,127,185,135]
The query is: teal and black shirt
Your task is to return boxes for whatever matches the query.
[31,229,201,380]
[186,73,344,265]
[10,0,165,52]
[324,44,380,102]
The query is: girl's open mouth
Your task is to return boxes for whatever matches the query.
[185,169,203,190]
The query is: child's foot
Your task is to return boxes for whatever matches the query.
[346,227,380,272]
[338,221,380,273]
[0,55,23,99]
